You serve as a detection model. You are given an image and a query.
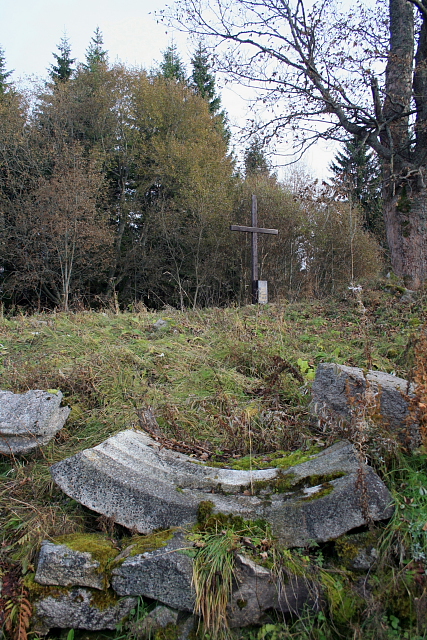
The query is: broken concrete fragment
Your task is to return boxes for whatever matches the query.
[153,318,169,331]
[112,532,194,611]
[228,554,276,627]
[35,541,105,590]
[257,462,393,547]
[50,429,278,533]
[336,532,380,571]
[0,389,70,454]
[129,605,180,639]
[51,431,393,548]
[228,554,316,627]
[32,587,137,634]
[311,363,418,443]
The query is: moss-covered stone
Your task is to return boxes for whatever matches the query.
[152,622,180,640]
[24,572,70,600]
[249,470,345,496]
[53,529,175,573]
[335,530,380,570]
[25,572,123,613]
[53,533,119,573]
[335,537,363,563]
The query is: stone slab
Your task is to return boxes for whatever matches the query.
[0,389,70,454]
[112,532,194,611]
[50,431,393,547]
[129,605,180,638]
[228,554,316,627]
[32,588,137,633]
[35,541,105,590]
[311,363,417,440]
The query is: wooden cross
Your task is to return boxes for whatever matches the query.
[230,195,278,303]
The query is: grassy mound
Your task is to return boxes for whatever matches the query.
[1,285,427,639]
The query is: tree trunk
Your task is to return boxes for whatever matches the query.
[384,182,427,289]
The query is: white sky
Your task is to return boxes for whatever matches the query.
[0,0,334,180]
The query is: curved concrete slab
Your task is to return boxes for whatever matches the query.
[50,431,393,547]
[0,389,70,454]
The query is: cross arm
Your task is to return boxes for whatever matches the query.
[230,225,279,235]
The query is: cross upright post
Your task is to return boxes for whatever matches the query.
[251,195,259,304]
[230,195,278,304]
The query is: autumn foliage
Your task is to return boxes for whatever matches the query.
[0,55,382,311]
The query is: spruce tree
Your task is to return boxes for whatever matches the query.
[159,42,186,82]
[329,137,384,240]
[49,35,75,83]
[0,46,13,95]
[190,42,230,143]
[244,137,271,177]
[190,43,221,113]
[85,27,108,72]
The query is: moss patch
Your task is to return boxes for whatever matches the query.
[320,571,364,625]
[152,623,180,640]
[196,500,269,536]
[53,529,175,576]
[250,472,297,495]
[53,533,120,571]
[88,587,123,611]
[249,470,346,496]
[236,598,248,609]
[197,500,215,525]
[209,446,321,471]
[24,572,70,600]
[127,529,175,556]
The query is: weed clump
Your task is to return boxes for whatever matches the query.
[191,509,275,639]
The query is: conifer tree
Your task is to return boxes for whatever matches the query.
[190,42,230,143]
[49,35,75,83]
[0,46,12,95]
[329,137,384,241]
[244,137,271,177]
[85,27,108,71]
[159,42,186,81]
[190,43,221,113]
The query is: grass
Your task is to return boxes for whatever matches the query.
[0,283,427,639]
[193,529,238,640]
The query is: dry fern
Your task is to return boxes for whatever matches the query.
[4,586,32,640]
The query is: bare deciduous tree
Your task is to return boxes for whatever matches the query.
[164,0,427,288]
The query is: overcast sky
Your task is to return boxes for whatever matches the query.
[0,0,334,179]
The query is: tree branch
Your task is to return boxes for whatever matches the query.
[407,0,427,18]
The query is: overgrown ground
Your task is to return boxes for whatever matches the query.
[0,283,427,640]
